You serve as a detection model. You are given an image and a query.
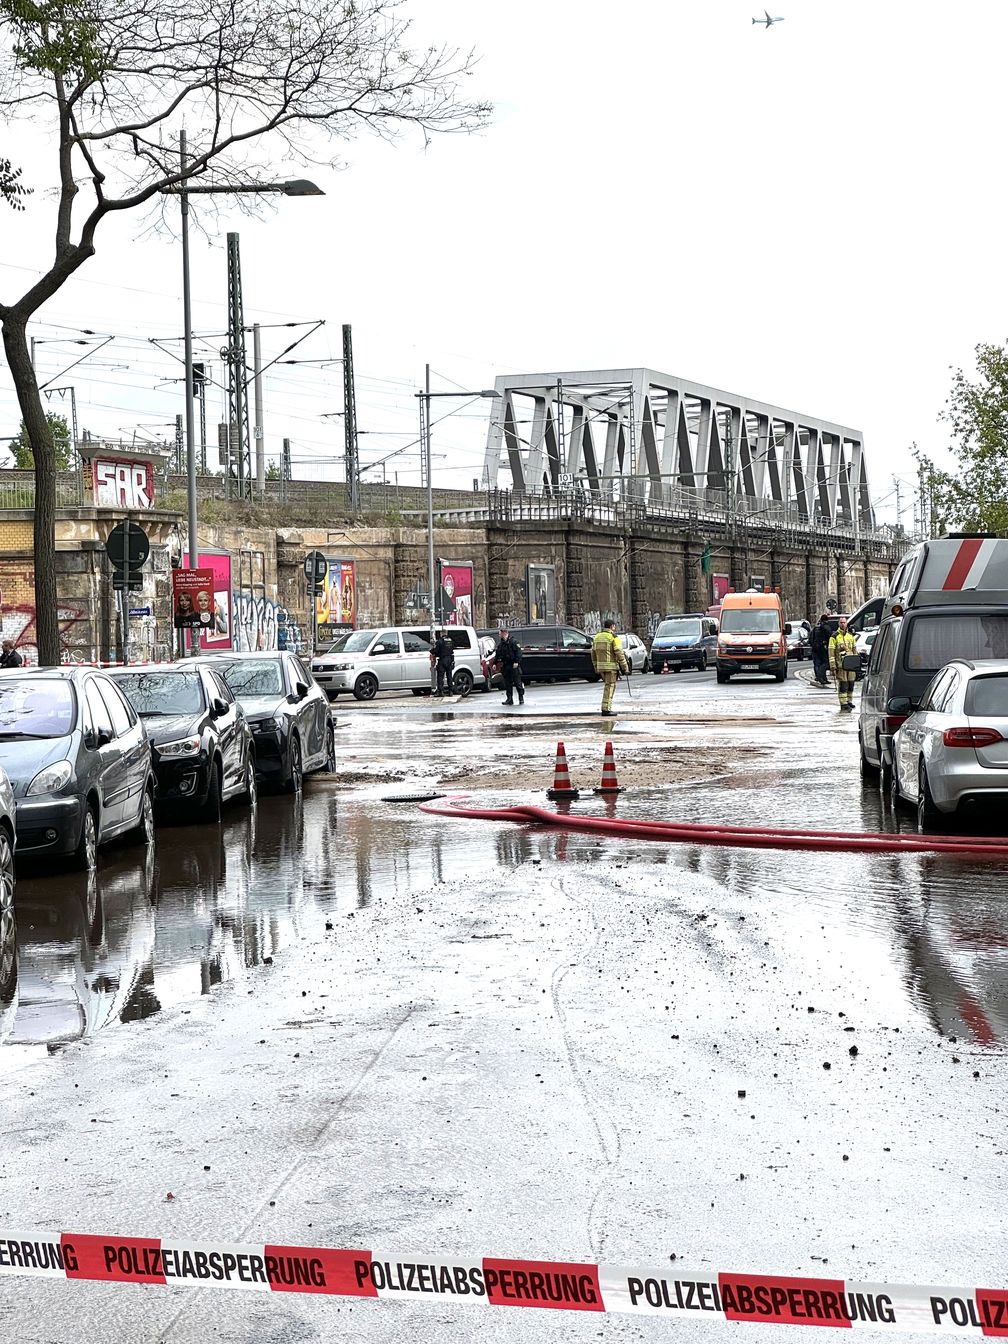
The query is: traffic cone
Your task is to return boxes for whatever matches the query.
[661,660,669,674]
[546,742,580,799]
[593,741,623,795]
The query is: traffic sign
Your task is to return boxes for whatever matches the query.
[105,520,150,569]
[304,550,328,583]
[128,606,151,618]
[113,575,144,592]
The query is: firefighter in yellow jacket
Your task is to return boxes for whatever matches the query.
[592,620,629,715]
[828,616,858,712]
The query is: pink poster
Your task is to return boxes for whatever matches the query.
[181,552,232,649]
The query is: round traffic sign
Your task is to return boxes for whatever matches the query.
[303,550,328,581]
[105,521,151,568]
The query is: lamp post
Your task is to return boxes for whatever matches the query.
[417,372,502,689]
[161,144,324,574]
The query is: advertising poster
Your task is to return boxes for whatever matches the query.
[437,561,473,627]
[317,557,356,644]
[197,552,232,649]
[173,568,215,630]
[712,573,731,604]
[527,564,556,625]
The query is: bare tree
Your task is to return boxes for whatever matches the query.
[0,0,489,663]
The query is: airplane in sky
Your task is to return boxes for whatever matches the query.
[752,10,785,25]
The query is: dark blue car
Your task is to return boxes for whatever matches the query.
[650,615,719,673]
[0,667,155,870]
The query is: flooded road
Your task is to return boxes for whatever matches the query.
[1,668,1006,1341]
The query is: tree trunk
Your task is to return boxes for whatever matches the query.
[1,317,60,665]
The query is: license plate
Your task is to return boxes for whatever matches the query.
[740,663,759,671]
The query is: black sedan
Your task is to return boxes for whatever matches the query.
[106,665,256,822]
[0,667,155,870]
[191,651,335,792]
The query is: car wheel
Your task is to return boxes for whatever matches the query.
[353,673,378,702]
[452,668,473,697]
[878,735,892,791]
[775,662,787,682]
[411,688,425,697]
[890,758,902,810]
[287,735,303,794]
[325,722,337,773]
[244,752,258,808]
[74,802,98,872]
[0,827,16,1004]
[858,730,879,781]
[699,652,708,672]
[917,758,940,832]
[199,760,222,823]
[134,785,156,847]
[716,667,729,684]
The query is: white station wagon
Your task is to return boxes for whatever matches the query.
[312,626,484,701]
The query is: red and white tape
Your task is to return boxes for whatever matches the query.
[0,1232,1005,1332]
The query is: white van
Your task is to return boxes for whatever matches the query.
[311,625,484,701]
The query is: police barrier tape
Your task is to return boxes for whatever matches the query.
[0,1232,1006,1332]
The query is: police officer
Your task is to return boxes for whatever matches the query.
[430,629,455,697]
[809,614,831,688]
[493,628,524,706]
[591,620,628,715]
[828,616,858,712]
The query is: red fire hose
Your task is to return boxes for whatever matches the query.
[417,798,1008,858]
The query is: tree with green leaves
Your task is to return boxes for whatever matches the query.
[7,410,71,470]
[919,341,1008,536]
[0,0,489,664]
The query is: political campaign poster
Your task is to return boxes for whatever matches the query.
[437,561,473,627]
[173,568,214,631]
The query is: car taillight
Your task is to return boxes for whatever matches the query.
[942,726,1004,748]
[884,714,907,733]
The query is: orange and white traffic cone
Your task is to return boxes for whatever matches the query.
[593,740,623,795]
[661,660,669,674]
[546,741,580,800]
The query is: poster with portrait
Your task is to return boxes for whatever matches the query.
[173,568,215,630]
[527,564,556,625]
[316,557,356,644]
[197,552,232,649]
[437,561,473,627]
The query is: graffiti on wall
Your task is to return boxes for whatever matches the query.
[231,592,302,653]
[578,610,625,637]
[0,602,89,665]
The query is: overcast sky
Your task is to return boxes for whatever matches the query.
[2,0,1006,526]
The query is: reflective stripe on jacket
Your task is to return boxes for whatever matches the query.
[828,630,857,674]
[592,629,627,674]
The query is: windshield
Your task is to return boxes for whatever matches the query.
[317,633,351,656]
[343,631,379,654]
[212,660,284,697]
[114,672,205,717]
[656,619,701,640]
[0,679,75,737]
[966,675,1008,717]
[720,607,781,635]
[905,614,1008,674]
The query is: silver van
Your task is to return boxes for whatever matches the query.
[311,626,483,701]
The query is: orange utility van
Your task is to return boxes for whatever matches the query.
[715,591,789,684]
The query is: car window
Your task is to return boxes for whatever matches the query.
[904,614,1008,674]
[371,631,400,656]
[562,628,591,649]
[0,678,76,738]
[208,671,234,704]
[214,659,284,697]
[114,671,206,717]
[514,627,553,650]
[84,680,114,740]
[920,668,952,712]
[95,677,135,736]
[938,670,962,711]
[444,630,473,651]
[720,607,781,634]
[656,618,701,640]
[290,656,312,686]
[869,619,897,676]
[965,675,1008,717]
[343,630,378,654]
[403,632,431,653]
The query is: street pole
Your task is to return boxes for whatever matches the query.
[425,362,437,692]
[253,321,265,497]
[181,130,198,575]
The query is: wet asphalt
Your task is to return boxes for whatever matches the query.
[1,665,1006,1340]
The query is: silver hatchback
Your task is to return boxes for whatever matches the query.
[892,659,1008,830]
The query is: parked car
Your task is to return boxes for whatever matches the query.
[106,665,256,821]
[192,652,334,792]
[493,625,599,683]
[621,632,650,674]
[315,625,485,701]
[650,614,718,673]
[786,620,812,660]
[891,660,1008,830]
[715,592,789,683]
[856,628,877,674]
[0,667,155,870]
[0,765,16,1011]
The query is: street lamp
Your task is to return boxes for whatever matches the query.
[416,369,502,689]
[160,135,324,575]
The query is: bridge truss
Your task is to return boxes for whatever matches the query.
[483,368,874,532]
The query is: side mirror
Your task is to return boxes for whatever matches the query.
[95,727,113,748]
[886,696,913,716]
[295,682,309,701]
[210,698,228,718]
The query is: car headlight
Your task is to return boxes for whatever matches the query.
[26,760,73,795]
[332,662,353,672]
[157,735,202,758]
[717,642,729,654]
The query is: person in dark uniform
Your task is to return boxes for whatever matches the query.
[809,613,831,688]
[493,628,524,707]
[431,629,455,697]
[0,640,23,668]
